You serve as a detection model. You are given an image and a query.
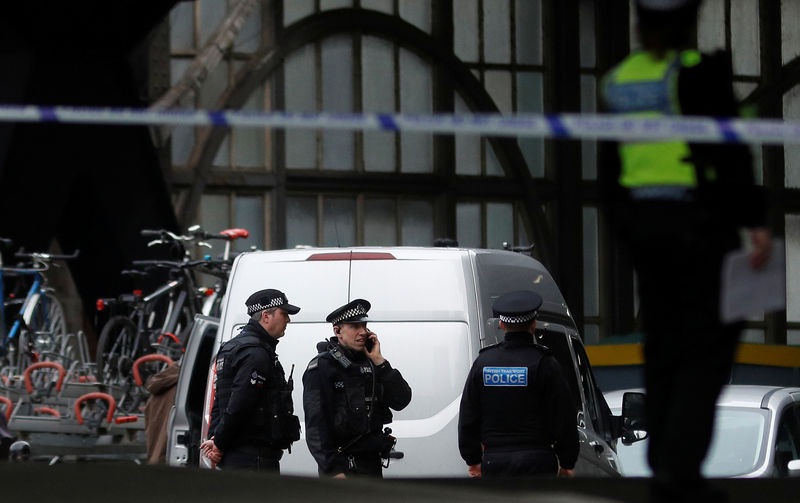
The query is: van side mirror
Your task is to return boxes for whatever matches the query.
[788,459,800,477]
[620,391,648,445]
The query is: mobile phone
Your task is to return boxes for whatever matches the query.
[365,334,375,351]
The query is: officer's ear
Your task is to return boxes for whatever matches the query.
[333,325,341,335]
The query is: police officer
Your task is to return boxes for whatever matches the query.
[200,289,301,472]
[303,299,411,478]
[458,290,578,478]
[601,1,771,501]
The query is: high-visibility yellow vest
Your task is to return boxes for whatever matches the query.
[602,50,702,188]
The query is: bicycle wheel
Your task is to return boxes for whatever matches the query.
[95,316,141,383]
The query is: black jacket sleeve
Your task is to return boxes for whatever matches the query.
[302,358,348,476]
[375,360,411,411]
[213,348,272,452]
[457,360,483,466]
[538,355,580,470]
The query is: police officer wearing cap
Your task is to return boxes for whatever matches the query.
[303,299,411,478]
[601,1,771,501]
[458,290,578,478]
[200,289,301,471]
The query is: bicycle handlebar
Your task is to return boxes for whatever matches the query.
[15,248,80,261]
[131,259,208,269]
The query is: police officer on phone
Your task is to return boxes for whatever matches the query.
[200,289,301,472]
[303,299,412,478]
[458,290,578,478]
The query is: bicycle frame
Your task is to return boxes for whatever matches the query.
[0,268,45,355]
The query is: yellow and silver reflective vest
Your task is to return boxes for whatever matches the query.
[602,49,703,189]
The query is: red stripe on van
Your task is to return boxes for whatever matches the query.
[307,252,396,261]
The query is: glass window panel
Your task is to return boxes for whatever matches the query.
[234,1,261,53]
[784,86,800,188]
[286,197,318,247]
[579,0,596,68]
[399,49,433,173]
[516,72,544,177]
[583,207,599,317]
[483,0,511,64]
[198,0,227,46]
[285,45,317,169]
[399,0,431,33]
[788,330,800,346]
[200,194,230,239]
[454,93,481,175]
[170,57,191,87]
[170,2,195,52]
[486,203,513,249]
[629,0,640,52]
[581,75,597,180]
[457,203,482,248]
[485,141,504,176]
[400,200,434,246]
[516,210,530,247]
[454,0,479,62]
[583,324,600,345]
[199,61,229,110]
[698,0,726,52]
[362,0,393,14]
[234,195,264,251]
[321,0,352,10]
[515,0,542,65]
[739,329,765,344]
[171,125,195,166]
[323,198,356,247]
[362,36,396,173]
[233,84,265,168]
[213,135,230,168]
[485,71,512,114]
[364,199,397,245]
[787,215,800,322]
[322,36,354,171]
[730,0,760,77]
[284,0,314,26]
[782,1,800,64]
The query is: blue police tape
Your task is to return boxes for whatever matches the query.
[0,104,799,145]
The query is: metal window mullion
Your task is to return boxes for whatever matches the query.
[315,41,323,171]
[354,32,364,172]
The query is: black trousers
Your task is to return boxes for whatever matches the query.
[482,449,558,478]
[625,204,740,502]
[219,446,281,472]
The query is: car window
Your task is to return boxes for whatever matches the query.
[774,404,800,477]
[534,326,581,415]
[572,338,601,432]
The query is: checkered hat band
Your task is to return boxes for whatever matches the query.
[498,311,537,324]
[247,296,285,315]
[331,305,367,325]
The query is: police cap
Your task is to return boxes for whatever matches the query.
[326,299,371,325]
[493,290,543,324]
[245,289,300,315]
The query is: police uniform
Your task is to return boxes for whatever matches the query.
[208,289,301,471]
[302,299,412,477]
[600,0,768,499]
[458,290,579,477]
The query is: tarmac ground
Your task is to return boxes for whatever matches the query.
[1,462,798,503]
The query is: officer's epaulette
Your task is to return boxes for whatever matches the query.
[479,342,502,353]
[306,355,320,371]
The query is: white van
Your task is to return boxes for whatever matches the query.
[167,247,638,477]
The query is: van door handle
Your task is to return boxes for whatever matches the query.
[589,441,604,454]
[389,451,404,459]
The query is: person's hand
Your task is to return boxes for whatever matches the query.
[468,463,482,478]
[558,467,574,478]
[333,473,347,480]
[365,330,385,365]
[200,438,223,464]
[749,228,772,269]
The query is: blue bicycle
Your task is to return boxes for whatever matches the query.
[0,244,79,375]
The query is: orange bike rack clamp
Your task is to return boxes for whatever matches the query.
[0,396,13,421]
[24,361,67,394]
[74,392,116,425]
[132,354,173,387]
[34,406,62,418]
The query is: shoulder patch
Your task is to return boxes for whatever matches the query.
[306,357,319,371]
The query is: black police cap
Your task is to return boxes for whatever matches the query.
[245,289,300,315]
[326,299,371,325]
[492,290,543,324]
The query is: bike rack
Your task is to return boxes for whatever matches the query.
[0,395,12,421]
[74,392,115,425]
[132,354,173,387]
[34,406,61,418]
[24,361,66,394]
